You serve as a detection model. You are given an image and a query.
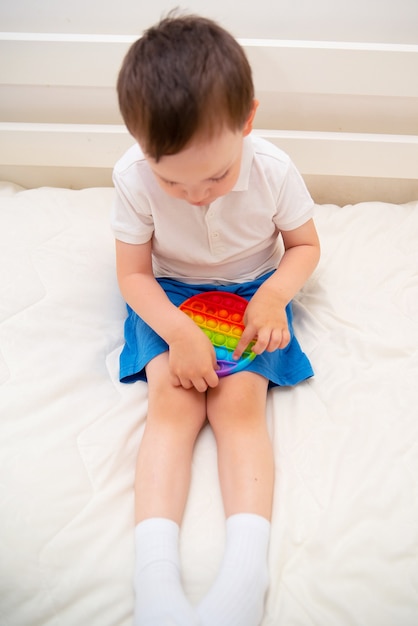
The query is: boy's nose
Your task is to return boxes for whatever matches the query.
[186,187,209,205]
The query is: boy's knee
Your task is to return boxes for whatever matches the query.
[207,372,268,422]
[147,386,207,433]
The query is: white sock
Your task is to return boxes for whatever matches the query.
[133,518,199,626]
[197,513,270,626]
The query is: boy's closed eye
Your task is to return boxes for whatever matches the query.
[209,169,230,183]
[159,169,230,187]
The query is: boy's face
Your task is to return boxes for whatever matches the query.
[145,128,246,206]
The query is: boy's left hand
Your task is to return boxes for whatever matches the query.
[233,288,290,360]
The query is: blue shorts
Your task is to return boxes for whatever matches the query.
[119,272,314,388]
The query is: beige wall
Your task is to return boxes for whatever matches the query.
[1,0,418,43]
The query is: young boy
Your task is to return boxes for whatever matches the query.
[112,13,320,626]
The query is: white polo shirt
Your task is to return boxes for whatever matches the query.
[111,133,314,284]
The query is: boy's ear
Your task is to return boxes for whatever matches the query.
[243,99,259,136]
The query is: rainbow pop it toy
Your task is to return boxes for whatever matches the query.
[179,291,256,376]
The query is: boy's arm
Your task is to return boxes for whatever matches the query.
[234,218,320,359]
[115,239,219,390]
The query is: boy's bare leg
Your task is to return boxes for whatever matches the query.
[197,371,273,626]
[133,353,206,626]
[135,352,207,524]
[207,371,273,519]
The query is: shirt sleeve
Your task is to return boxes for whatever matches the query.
[274,159,315,231]
[110,169,155,245]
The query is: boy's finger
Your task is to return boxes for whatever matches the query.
[233,326,256,360]
[250,328,272,355]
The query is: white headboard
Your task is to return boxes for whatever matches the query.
[1,32,417,204]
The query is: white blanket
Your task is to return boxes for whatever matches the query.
[1,182,417,626]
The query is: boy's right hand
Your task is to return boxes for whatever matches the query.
[168,327,219,392]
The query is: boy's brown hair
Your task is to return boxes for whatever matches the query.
[117,14,255,160]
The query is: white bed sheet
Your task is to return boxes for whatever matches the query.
[0,181,417,626]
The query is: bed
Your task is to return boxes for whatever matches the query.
[1,29,418,626]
